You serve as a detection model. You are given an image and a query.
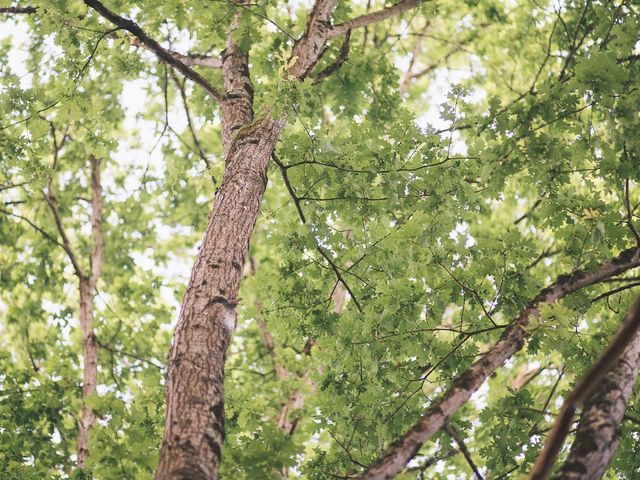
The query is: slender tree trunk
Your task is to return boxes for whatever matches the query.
[76,155,104,467]
[77,279,97,467]
[555,300,640,480]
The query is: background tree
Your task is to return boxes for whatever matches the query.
[1,1,640,479]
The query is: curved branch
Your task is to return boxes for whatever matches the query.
[531,296,640,480]
[358,246,640,480]
[328,0,424,39]
[83,0,224,101]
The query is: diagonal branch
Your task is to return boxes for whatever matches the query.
[0,6,37,14]
[316,245,363,313]
[328,0,424,39]
[171,71,217,184]
[272,152,306,224]
[83,0,224,101]
[289,0,339,79]
[556,316,640,479]
[444,423,484,480]
[44,128,85,278]
[313,29,351,83]
[358,246,640,480]
[531,296,640,480]
[0,208,64,249]
[129,37,222,68]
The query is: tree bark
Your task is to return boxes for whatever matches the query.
[155,2,341,477]
[76,155,104,467]
[155,117,284,480]
[358,247,640,480]
[554,299,640,480]
[76,279,98,468]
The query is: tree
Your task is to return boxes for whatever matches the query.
[1,1,640,479]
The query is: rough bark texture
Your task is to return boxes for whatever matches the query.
[328,0,423,39]
[219,9,254,154]
[555,300,640,480]
[359,247,640,480]
[289,0,338,78]
[155,117,284,480]
[155,3,344,476]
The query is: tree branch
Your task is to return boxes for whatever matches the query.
[358,246,640,480]
[171,71,217,184]
[96,337,164,370]
[272,152,306,224]
[328,0,424,39]
[591,281,640,303]
[289,0,339,79]
[531,296,640,480]
[129,37,222,68]
[0,208,64,250]
[316,245,363,313]
[44,128,85,278]
[83,0,224,101]
[0,6,37,14]
[313,29,351,83]
[444,424,484,480]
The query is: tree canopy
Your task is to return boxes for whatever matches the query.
[1,0,640,479]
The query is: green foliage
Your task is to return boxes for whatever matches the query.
[1,0,640,478]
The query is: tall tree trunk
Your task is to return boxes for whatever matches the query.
[76,279,98,467]
[555,300,640,480]
[77,155,104,468]
[155,117,285,480]
[155,2,340,477]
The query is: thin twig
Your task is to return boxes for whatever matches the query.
[316,245,363,312]
[272,152,306,224]
[444,423,484,480]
